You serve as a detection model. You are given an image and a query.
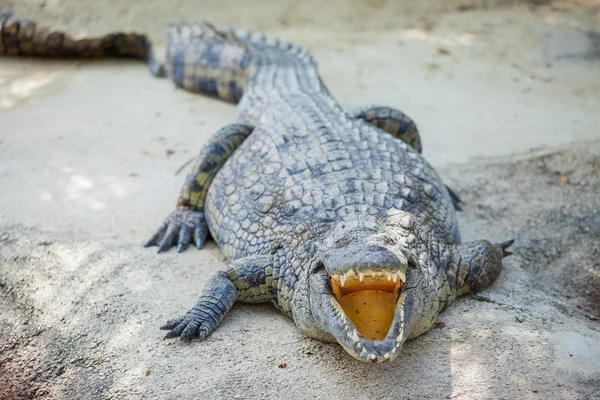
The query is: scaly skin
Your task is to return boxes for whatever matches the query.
[1,13,513,363]
[146,25,513,363]
[0,10,164,76]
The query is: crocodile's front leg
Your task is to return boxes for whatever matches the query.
[161,254,274,340]
[348,105,422,153]
[445,239,514,297]
[145,123,254,253]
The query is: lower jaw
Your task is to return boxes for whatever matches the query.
[338,333,403,363]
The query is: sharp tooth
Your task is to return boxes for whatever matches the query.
[398,271,406,283]
[330,297,340,309]
[397,291,406,306]
[392,273,398,283]
[358,272,364,282]
[340,274,346,287]
[377,271,383,277]
[332,273,340,282]
[387,272,392,281]
[391,347,397,354]
[371,270,377,277]
[370,353,377,360]
[352,329,360,343]
[384,353,389,359]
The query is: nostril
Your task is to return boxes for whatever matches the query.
[334,238,350,248]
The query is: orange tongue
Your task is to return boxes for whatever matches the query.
[338,290,396,341]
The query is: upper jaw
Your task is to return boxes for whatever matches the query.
[331,268,406,287]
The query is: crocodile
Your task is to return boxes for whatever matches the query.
[1,12,513,363]
[0,10,164,76]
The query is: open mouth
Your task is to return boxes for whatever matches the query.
[330,269,405,341]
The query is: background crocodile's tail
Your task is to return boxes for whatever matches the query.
[0,10,165,77]
[166,24,315,103]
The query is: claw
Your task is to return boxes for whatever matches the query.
[446,185,462,203]
[445,185,463,212]
[198,327,210,341]
[158,221,182,253]
[144,223,167,247]
[160,317,184,331]
[146,208,207,253]
[177,225,192,253]
[181,320,201,340]
[194,225,208,249]
[497,239,515,257]
[158,239,176,254]
[162,316,214,342]
[163,319,187,339]
[163,331,179,340]
[157,245,167,254]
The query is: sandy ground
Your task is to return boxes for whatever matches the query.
[1,1,600,399]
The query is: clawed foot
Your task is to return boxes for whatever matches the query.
[160,273,236,341]
[160,311,213,341]
[145,207,208,253]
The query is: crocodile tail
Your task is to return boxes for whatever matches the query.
[166,24,254,103]
[0,11,165,77]
[166,23,316,103]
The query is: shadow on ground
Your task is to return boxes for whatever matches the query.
[1,144,599,399]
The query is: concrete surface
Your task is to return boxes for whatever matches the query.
[1,0,599,399]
